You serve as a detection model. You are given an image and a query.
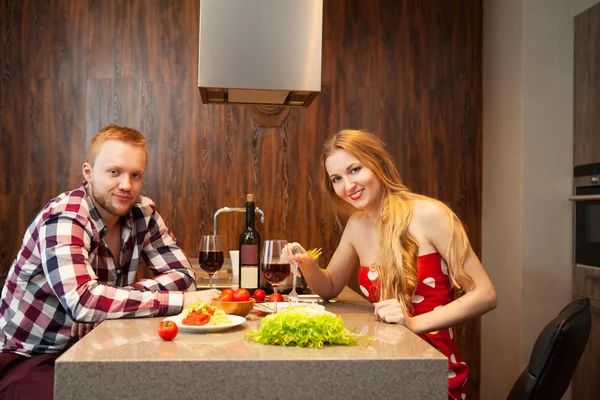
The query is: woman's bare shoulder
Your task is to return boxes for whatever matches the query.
[411,197,450,226]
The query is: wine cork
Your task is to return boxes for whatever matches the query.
[247,194,254,202]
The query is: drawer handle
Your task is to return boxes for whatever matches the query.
[569,194,600,201]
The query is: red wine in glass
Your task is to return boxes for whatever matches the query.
[261,240,289,313]
[199,235,223,289]
[261,262,291,284]
[199,251,224,274]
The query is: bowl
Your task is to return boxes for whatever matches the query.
[210,298,255,317]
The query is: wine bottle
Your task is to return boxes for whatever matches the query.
[239,193,261,293]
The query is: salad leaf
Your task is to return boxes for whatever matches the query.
[245,307,366,348]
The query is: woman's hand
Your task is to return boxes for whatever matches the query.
[285,243,312,275]
[374,299,413,330]
[285,242,306,261]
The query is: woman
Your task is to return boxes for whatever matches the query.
[287,129,497,399]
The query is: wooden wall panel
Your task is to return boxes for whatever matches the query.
[0,0,482,396]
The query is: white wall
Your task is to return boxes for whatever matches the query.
[482,0,599,398]
[482,0,523,396]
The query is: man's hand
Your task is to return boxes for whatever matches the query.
[70,322,99,339]
[183,289,220,308]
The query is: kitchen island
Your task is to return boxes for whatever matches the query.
[55,288,447,399]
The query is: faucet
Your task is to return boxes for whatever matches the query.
[213,206,265,236]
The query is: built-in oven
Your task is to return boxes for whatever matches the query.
[570,163,600,268]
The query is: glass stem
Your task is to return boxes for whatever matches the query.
[274,286,278,313]
[209,273,214,289]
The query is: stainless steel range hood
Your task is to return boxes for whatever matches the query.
[198,0,323,107]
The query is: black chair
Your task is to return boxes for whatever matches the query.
[507,297,591,400]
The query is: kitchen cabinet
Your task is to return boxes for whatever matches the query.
[572,267,600,399]
[572,4,600,398]
[574,2,600,166]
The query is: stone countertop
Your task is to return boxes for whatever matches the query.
[55,288,447,400]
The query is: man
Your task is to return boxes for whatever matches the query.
[0,124,216,399]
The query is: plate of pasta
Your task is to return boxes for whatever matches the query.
[163,300,247,333]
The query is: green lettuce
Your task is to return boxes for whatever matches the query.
[245,307,366,348]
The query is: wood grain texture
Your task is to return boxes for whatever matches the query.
[573,6,600,398]
[1,0,482,396]
[572,297,600,400]
[574,1,600,166]
[573,265,600,301]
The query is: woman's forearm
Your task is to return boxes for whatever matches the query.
[298,260,341,300]
[410,289,497,334]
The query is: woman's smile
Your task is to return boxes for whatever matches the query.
[349,189,364,200]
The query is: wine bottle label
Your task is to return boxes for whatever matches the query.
[240,244,258,265]
[241,266,258,288]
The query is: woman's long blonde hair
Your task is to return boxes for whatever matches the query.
[321,130,474,313]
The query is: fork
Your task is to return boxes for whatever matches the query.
[288,246,301,303]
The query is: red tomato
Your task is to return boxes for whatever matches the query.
[253,289,266,302]
[233,288,251,302]
[221,288,234,296]
[268,293,284,302]
[157,321,178,341]
[217,292,234,302]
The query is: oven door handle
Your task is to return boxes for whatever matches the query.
[569,194,600,201]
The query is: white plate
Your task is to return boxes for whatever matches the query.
[163,314,247,333]
[253,302,325,314]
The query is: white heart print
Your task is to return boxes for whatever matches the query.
[448,369,456,379]
[411,295,424,303]
[423,277,435,288]
[449,327,454,339]
[441,260,448,275]
[450,354,457,364]
[367,269,379,281]
[359,285,369,297]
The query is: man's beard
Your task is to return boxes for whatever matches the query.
[91,186,137,217]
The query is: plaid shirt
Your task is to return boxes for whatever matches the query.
[0,184,196,356]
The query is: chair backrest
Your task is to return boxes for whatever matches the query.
[507,297,591,400]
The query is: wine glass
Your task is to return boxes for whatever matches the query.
[199,235,224,289]
[261,240,291,313]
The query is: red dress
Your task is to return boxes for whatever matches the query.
[358,252,469,400]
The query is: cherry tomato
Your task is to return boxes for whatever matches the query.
[217,292,234,302]
[233,288,251,301]
[268,293,284,302]
[253,289,266,302]
[157,321,178,341]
